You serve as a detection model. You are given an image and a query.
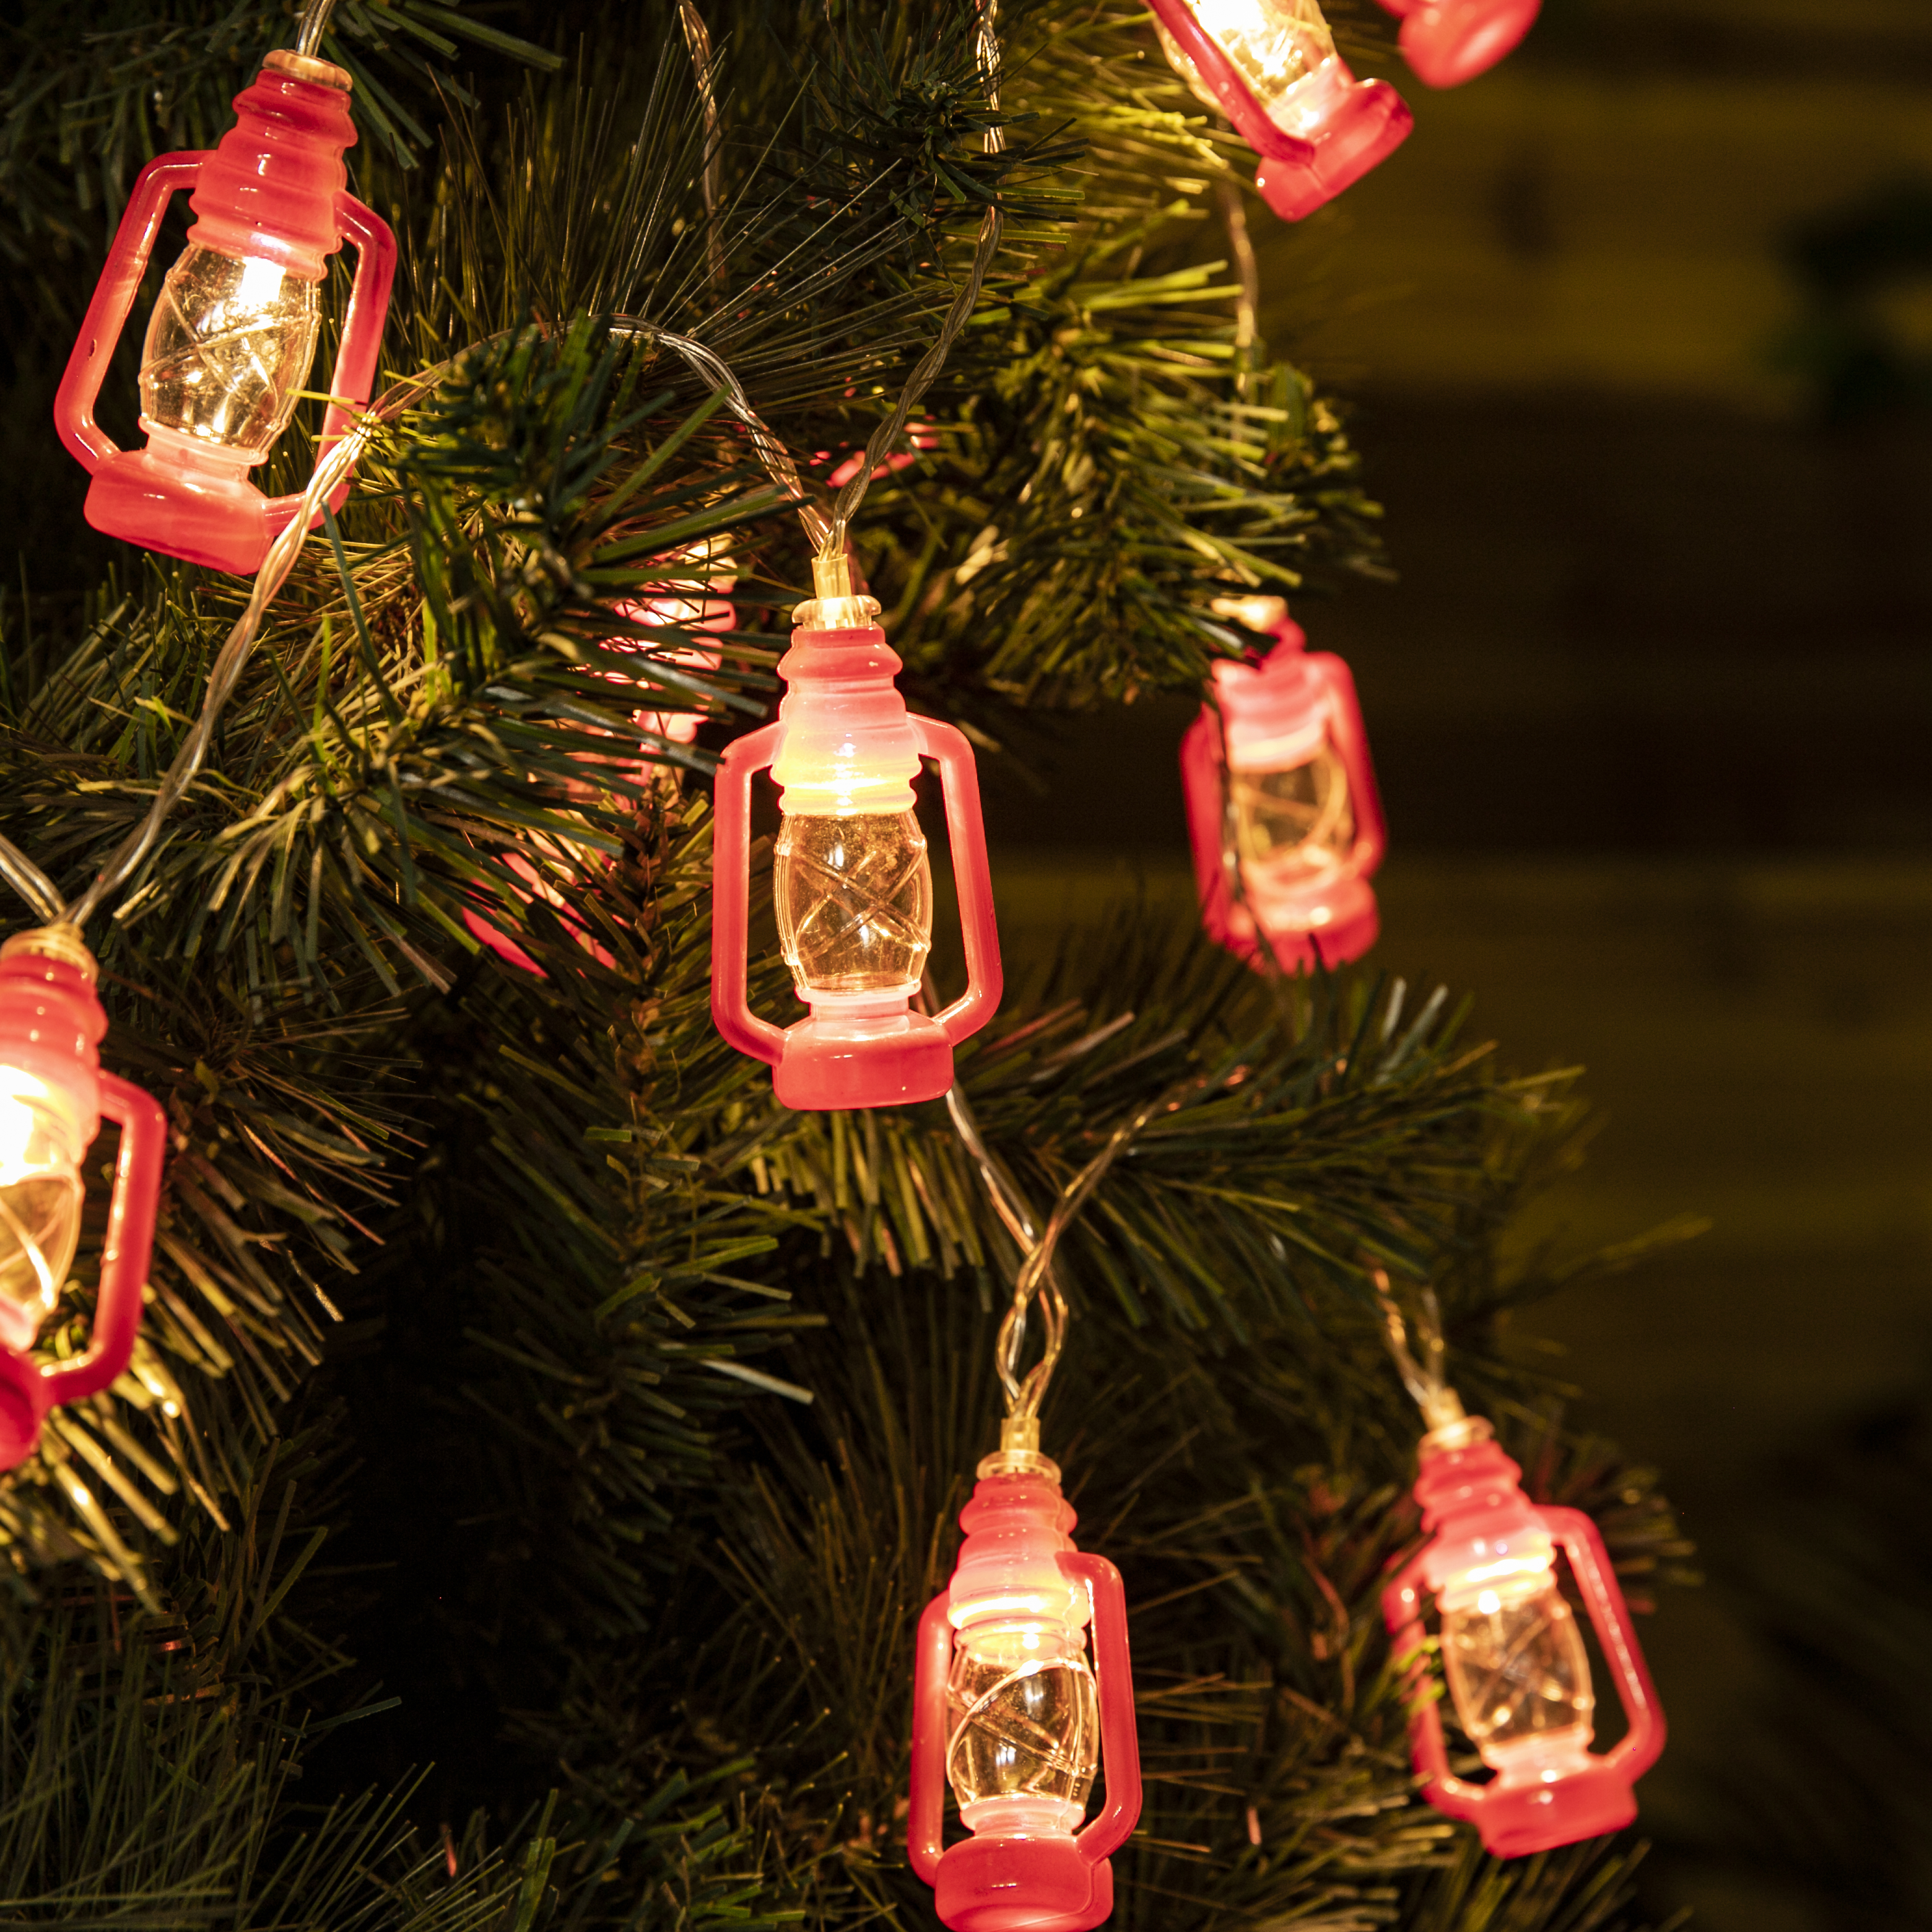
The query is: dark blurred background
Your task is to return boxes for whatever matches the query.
[984,1,1932,1925]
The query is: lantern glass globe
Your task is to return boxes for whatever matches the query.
[1156,0,1338,120]
[139,246,322,457]
[1441,1572,1598,1773]
[773,810,934,999]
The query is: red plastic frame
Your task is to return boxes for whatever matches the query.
[1374,0,1541,87]
[910,1550,1142,1932]
[1142,0,1411,219]
[1382,1470,1666,1857]
[54,60,396,576]
[711,713,1001,1112]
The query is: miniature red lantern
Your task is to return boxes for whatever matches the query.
[910,1430,1141,1932]
[1373,0,1541,88]
[1144,0,1411,220]
[54,49,396,576]
[710,555,1001,1111]
[1180,596,1386,972]
[0,926,168,1468]
[1381,1417,1666,1858]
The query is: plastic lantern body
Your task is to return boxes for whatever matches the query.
[1144,0,1411,220]
[0,928,168,1468]
[909,1453,1142,1932]
[1180,598,1386,972]
[1373,0,1541,87]
[710,568,1001,1112]
[54,50,396,576]
[1380,1420,1666,1858]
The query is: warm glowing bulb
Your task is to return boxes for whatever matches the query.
[139,246,322,457]
[773,811,934,1000]
[1228,744,1356,910]
[1439,1570,1596,1782]
[946,1616,1099,1828]
[1158,0,1339,126]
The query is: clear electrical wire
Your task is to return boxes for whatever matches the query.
[1371,1266,1468,1432]
[676,0,729,292]
[295,0,338,59]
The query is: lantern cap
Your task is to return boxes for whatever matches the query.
[792,550,881,632]
[1418,1409,1487,1458]
[1,925,98,985]
[1211,592,1296,640]
[264,48,352,90]
[978,1416,1061,1481]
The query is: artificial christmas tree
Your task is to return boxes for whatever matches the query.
[0,1,1692,1928]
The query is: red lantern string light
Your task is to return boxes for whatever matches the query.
[0,926,167,1469]
[1180,596,1386,972]
[909,1422,1142,1932]
[710,553,1001,1111]
[1144,0,1411,220]
[1372,0,1541,89]
[54,47,396,575]
[1374,1280,1666,1858]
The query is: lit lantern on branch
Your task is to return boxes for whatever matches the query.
[1381,1416,1666,1857]
[54,49,396,576]
[0,926,168,1468]
[1144,0,1411,220]
[910,1428,1141,1932]
[710,555,1001,1111]
[1180,596,1386,972]
[1373,0,1541,88]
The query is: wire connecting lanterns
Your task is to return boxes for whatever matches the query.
[0,927,167,1468]
[1375,1284,1666,1857]
[910,1427,1142,1932]
[1180,596,1386,972]
[54,48,396,575]
[1145,0,1412,220]
[1372,0,1541,88]
[710,554,1002,1111]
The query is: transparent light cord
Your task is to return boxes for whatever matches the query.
[1219,179,1260,400]
[1371,1266,1467,1432]
[295,0,337,58]
[676,0,729,292]
[948,1063,1174,1430]
[67,370,447,929]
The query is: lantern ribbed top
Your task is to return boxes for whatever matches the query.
[186,56,360,280]
[768,625,925,813]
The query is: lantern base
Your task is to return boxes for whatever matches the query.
[1399,0,1541,88]
[773,1007,954,1111]
[83,437,276,575]
[1216,876,1380,973]
[1463,1759,1637,1858]
[1253,78,1412,221]
[934,1834,1113,1932]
